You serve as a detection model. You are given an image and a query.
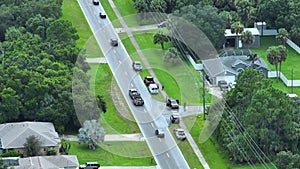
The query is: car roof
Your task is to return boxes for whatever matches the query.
[130,88,137,91]
[176,128,184,132]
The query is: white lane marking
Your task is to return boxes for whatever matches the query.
[159,138,162,142]
[151,123,154,128]
[125,72,128,76]
[113,50,117,54]
[131,83,133,87]
[166,153,170,158]
[144,109,147,113]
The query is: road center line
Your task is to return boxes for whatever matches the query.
[166,153,170,158]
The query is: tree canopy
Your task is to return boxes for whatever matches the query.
[215,69,300,165]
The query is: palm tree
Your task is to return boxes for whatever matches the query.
[153,30,169,50]
[247,53,258,68]
[276,28,289,46]
[231,21,244,48]
[277,45,287,77]
[241,30,254,48]
[267,46,280,80]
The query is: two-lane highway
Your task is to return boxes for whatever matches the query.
[77,0,190,168]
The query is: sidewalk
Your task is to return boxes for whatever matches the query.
[107,0,210,168]
[101,166,158,169]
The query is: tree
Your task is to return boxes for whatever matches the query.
[235,0,252,26]
[96,95,107,113]
[241,30,254,48]
[164,47,181,65]
[59,139,71,155]
[230,21,244,48]
[267,46,280,80]
[153,30,169,50]
[133,0,148,13]
[23,135,42,157]
[174,2,227,49]
[78,120,105,150]
[150,0,167,13]
[247,53,258,68]
[277,45,287,77]
[276,28,289,46]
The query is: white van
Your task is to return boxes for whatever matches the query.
[148,83,158,94]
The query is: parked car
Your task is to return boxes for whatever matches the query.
[99,12,106,19]
[170,113,180,124]
[79,162,100,169]
[110,38,118,47]
[155,129,165,138]
[166,98,179,109]
[174,128,186,141]
[132,61,142,71]
[228,81,236,89]
[144,76,155,86]
[92,0,99,5]
[218,80,228,91]
[148,83,159,94]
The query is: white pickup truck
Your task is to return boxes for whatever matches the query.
[148,83,159,94]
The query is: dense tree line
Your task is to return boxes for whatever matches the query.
[0,0,90,132]
[134,0,300,48]
[214,69,300,167]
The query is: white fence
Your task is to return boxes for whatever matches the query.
[268,71,300,86]
[187,55,203,71]
[287,39,300,55]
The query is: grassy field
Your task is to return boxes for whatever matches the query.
[69,141,155,166]
[251,36,300,79]
[184,115,276,169]
[61,0,103,58]
[88,63,140,134]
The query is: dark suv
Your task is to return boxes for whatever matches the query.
[92,0,99,5]
[110,38,118,47]
[218,80,228,91]
[170,113,180,124]
[166,98,179,109]
[79,162,100,169]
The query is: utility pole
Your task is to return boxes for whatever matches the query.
[202,70,206,120]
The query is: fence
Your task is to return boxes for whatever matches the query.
[287,39,300,55]
[268,71,300,86]
[187,55,203,71]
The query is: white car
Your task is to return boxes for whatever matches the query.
[148,83,158,94]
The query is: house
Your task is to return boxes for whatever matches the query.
[203,51,270,86]
[2,155,79,169]
[224,28,260,48]
[0,122,60,156]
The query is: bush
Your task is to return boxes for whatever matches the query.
[0,150,20,157]
[46,148,57,156]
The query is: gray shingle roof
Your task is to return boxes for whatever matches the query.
[0,122,60,149]
[202,58,226,77]
[14,155,79,169]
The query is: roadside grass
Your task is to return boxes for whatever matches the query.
[69,141,155,166]
[133,31,171,50]
[100,0,122,27]
[113,0,137,16]
[88,63,140,134]
[183,115,276,169]
[61,0,104,58]
[251,36,300,79]
[270,78,300,96]
[169,123,204,169]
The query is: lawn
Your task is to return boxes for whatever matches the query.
[100,0,122,27]
[61,0,103,58]
[184,115,277,169]
[251,36,300,79]
[69,141,155,166]
[87,63,140,134]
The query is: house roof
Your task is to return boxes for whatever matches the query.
[14,155,79,169]
[202,58,226,77]
[0,122,60,149]
[225,28,260,37]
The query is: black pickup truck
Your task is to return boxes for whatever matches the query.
[129,89,144,106]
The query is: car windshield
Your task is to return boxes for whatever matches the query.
[171,100,177,104]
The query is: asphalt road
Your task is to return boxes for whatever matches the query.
[77,0,190,168]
